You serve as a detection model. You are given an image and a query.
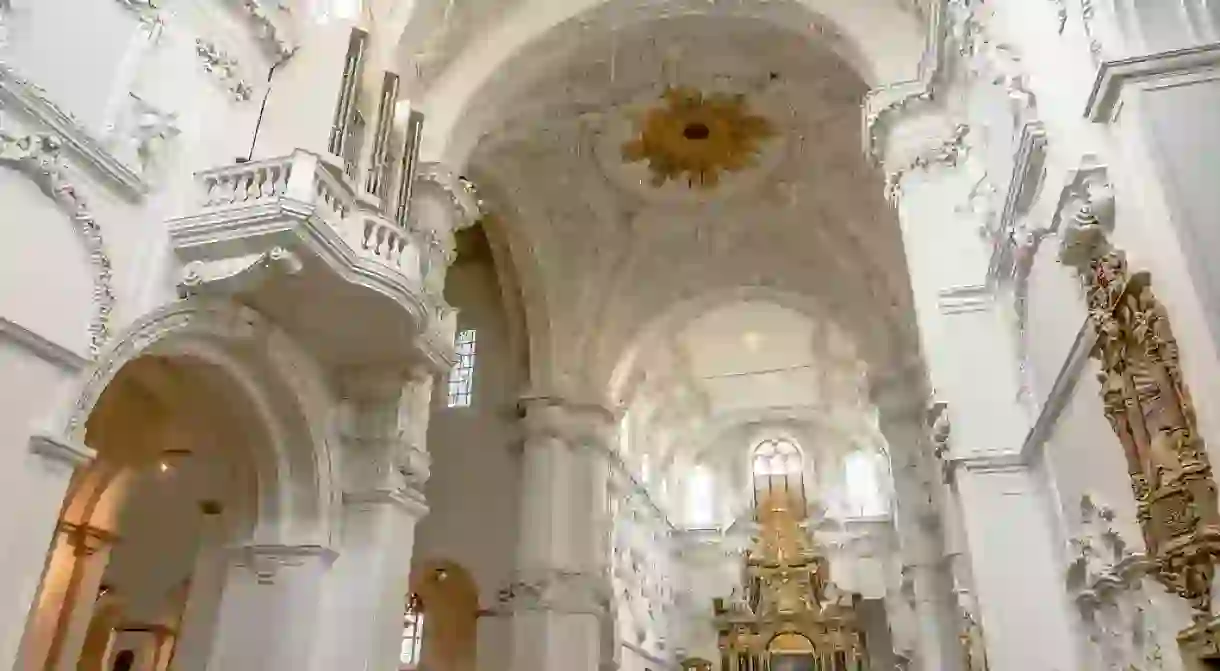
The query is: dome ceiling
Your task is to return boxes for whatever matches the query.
[461,13,921,399]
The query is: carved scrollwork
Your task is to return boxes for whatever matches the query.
[1076,248,1220,618]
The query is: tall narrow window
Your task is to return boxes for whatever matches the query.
[845,450,887,517]
[686,464,716,528]
[400,593,425,669]
[447,329,476,408]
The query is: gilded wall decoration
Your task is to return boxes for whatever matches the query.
[1061,209,1220,619]
[621,87,774,189]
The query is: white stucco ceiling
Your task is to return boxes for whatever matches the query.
[453,12,919,400]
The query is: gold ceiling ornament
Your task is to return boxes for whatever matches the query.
[621,87,775,189]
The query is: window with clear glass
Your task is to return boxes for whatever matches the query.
[685,464,716,528]
[845,450,887,517]
[400,593,425,669]
[751,438,805,513]
[447,329,477,408]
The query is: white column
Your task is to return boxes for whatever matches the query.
[312,368,434,671]
[875,399,963,671]
[949,455,1080,671]
[506,397,614,671]
[313,491,427,670]
[203,545,335,671]
[171,503,229,671]
[877,103,1082,670]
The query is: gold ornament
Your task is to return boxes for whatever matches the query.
[621,87,775,189]
[1084,250,1220,619]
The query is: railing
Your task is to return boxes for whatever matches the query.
[194,151,421,279]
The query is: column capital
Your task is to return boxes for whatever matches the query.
[227,544,338,585]
[413,162,481,232]
[496,567,611,616]
[519,396,616,451]
[343,485,429,518]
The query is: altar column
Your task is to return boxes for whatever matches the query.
[505,397,614,671]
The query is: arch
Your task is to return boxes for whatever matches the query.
[416,0,927,168]
[49,298,338,548]
[408,559,480,671]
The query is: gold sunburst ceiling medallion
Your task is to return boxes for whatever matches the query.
[621,87,775,190]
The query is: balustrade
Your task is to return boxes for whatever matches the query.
[191,150,422,276]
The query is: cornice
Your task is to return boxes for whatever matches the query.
[862,0,950,160]
[0,62,147,199]
[1086,42,1220,122]
[29,432,96,468]
[0,316,89,371]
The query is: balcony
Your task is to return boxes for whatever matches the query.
[168,150,455,368]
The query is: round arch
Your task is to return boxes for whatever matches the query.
[414,0,927,168]
[50,298,338,548]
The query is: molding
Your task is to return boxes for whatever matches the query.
[343,486,429,518]
[195,39,254,102]
[231,0,296,61]
[0,63,148,199]
[1020,318,1098,463]
[1086,42,1220,122]
[0,120,118,355]
[949,449,1028,474]
[29,432,96,468]
[987,122,1048,283]
[228,543,339,585]
[414,162,481,231]
[0,316,89,371]
[884,123,970,202]
[862,0,951,159]
[178,247,303,298]
[936,284,991,315]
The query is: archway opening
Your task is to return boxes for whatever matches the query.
[17,355,273,671]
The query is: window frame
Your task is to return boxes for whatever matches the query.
[400,593,425,670]
[446,328,477,408]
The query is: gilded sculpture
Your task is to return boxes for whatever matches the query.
[1080,248,1220,618]
[621,87,774,189]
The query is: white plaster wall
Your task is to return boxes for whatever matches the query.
[415,255,524,670]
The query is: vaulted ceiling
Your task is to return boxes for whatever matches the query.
[399,0,931,406]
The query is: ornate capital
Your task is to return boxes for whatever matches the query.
[413,162,480,232]
[519,396,616,452]
[497,568,611,616]
[228,544,337,585]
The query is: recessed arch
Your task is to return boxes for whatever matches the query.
[50,298,338,548]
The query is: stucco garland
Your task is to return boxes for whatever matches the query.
[0,122,116,356]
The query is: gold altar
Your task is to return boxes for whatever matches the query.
[713,492,866,671]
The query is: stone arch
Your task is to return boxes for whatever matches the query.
[48,298,338,548]
[416,0,927,169]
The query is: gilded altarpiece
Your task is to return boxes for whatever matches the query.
[713,493,866,671]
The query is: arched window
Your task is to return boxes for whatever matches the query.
[751,438,805,513]
[844,450,887,517]
[400,593,425,670]
[685,464,716,528]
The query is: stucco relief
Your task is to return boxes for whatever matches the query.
[195,39,253,102]
[497,568,611,616]
[0,118,116,355]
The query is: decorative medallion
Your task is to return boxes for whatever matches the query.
[622,87,774,189]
